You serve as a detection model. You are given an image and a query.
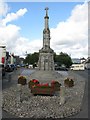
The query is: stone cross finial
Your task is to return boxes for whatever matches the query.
[45,7,49,16]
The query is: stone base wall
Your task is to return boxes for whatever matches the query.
[38,52,54,71]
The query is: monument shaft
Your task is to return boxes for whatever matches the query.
[38,8,54,71]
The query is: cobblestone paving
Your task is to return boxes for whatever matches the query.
[2,70,86,118]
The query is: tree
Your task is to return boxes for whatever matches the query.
[24,51,72,68]
[54,52,72,68]
[24,52,39,66]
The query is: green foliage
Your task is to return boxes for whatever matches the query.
[24,52,39,65]
[28,80,39,89]
[54,52,72,68]
[24,51,72,68]
[51,80,61,91]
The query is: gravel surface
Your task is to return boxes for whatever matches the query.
[2,70,85,118]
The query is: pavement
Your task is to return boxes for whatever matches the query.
[1,68,89,118]
[67,70,88,118]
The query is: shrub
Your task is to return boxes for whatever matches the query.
[51,80,61,91]
[18,75,27,85]
[64,78,74,87]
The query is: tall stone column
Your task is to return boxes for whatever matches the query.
[38,7,54,71]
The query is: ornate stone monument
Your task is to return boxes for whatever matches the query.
[38,7,54,71]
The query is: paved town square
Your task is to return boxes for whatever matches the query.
[2,68,88,118]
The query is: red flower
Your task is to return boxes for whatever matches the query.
[32,79,39,83]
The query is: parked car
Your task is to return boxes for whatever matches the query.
[17,64,20,68]
[28,64,33,69]
[10,64,15,70]
[5,64,13,72]
[70,64,85,70]
[0,63,5,76]
[20,64,25,67]
[10,64,17,70]
[55,66,68,71]
[14,64,17,70]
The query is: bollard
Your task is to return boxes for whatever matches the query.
[8,74,11,82]
[60,86,65,105]
[0,90,2,120]
[17,84,22,102]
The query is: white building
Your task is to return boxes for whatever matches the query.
[84,57,90,69]
[0,46,6,66]
[80,57,86,63]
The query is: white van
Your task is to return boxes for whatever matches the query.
[70,64,85,70]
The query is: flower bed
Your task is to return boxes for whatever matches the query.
[30,80,61,95]
[28,79,39,89]
[35,83,49,87]
[18,75,27,85]
[31,84,54,96]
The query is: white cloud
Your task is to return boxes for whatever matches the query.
[50,2,88,58]
[13,37,42,56]
[0,24,20,48]
[0,0,9,17]
[0,4,29,55]
[0,2,88,59]
[0,24,42,56]
[2,8,27,26]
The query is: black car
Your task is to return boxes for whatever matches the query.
[5,64,13,72]
[55,66,68,71]
[10,64,17,70]
[0,64,5,76]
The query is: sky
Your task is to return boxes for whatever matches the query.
[0,0,88,59]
